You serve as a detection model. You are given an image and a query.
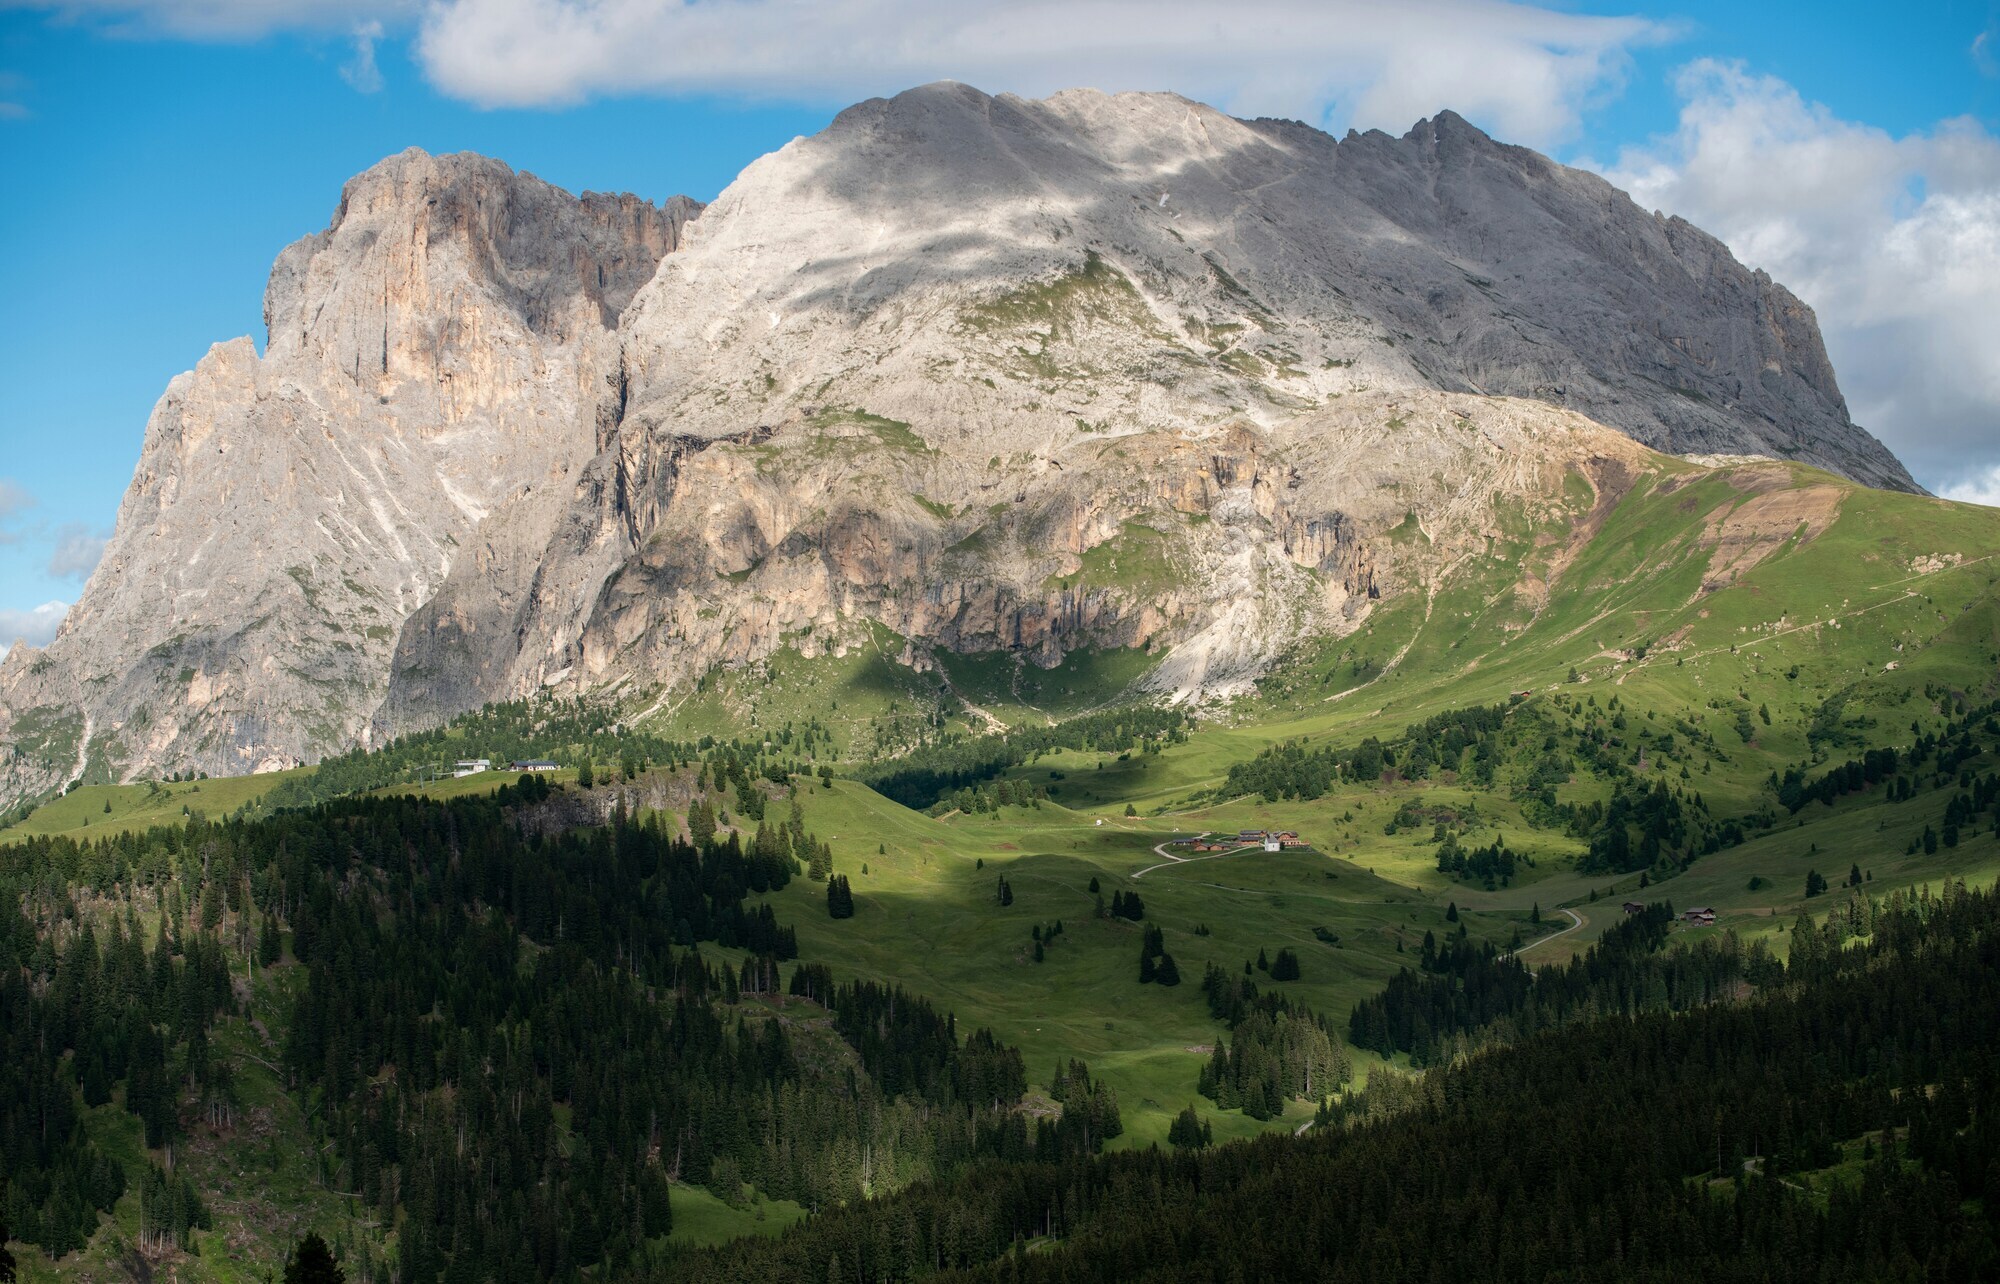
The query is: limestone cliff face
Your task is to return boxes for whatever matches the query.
[0,150,694,802]
[0,86,1918,800]
[605,85,1908,483]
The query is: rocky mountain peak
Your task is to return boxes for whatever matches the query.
[0,84,1925,805]
[0,155,695,804]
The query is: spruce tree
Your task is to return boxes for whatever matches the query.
[1167,1105,1212,1149]
[827,875,855,919]
[689,799,717,847]
[283,1233,345,1284]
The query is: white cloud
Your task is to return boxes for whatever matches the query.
[411,0,1663,145]
[46,523,109,580]
[1599,60,2000,495]
[340,17,384,91]
[1943,464,2000,509]
[0,0,416,39]
[0,600,68,658]
[3,0,1668,141]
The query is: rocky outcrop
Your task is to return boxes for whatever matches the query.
[0,85,1920,801]
[0,150,694,802]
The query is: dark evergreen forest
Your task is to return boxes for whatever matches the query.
[672,879,2000,1283]
[0,776,1102,1280]
[7,701,2000,1284]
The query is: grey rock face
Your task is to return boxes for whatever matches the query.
[0,86,1917,802]
[610,84,1910,486]
[0,149,694,803]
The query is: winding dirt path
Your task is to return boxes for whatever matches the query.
[1504,907,1585,963]
[1131,834,1267,880]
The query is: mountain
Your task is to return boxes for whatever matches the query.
[0,84,1924,805]
[0,151,696,801]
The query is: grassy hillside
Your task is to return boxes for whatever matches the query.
[0,768,310,843]
[746,780,1463,1145]
[5,457,1999,1280]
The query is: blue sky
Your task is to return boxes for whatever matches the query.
[2,0,1998,648]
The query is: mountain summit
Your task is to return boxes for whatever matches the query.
[0,84,1920,802]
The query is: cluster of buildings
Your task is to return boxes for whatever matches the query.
[1620,900,1718,927]
[451,758,561,778]
[1173,828,1305,853]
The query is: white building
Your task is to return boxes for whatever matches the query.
[453,759,492,778]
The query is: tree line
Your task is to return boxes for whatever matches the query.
[670,878,2000,1282]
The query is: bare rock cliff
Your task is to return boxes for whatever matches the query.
[0,150,694,800]
[0,86,1918,800]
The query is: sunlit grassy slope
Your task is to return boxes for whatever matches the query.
[748,780,1451,1147]
[8,455,2000,1211]
[0,768,311,844]
[706,460,2000,1144]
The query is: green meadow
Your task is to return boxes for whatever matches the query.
[9,455,2000,1277]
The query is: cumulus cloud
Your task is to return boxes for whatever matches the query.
[410,0,1665,144]
[1598,60,2000,496]
[46,523,110,581]
[0,0,416,38]
[1943,465,2000,509]
[341,17,385,91]
[4,0,1669,141]
[0,600,68,658]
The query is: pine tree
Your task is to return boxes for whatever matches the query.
[1167,1105,1212,1149]
[283,1233,345,1284]
[577,758,595,789]
[689,798,716,847]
